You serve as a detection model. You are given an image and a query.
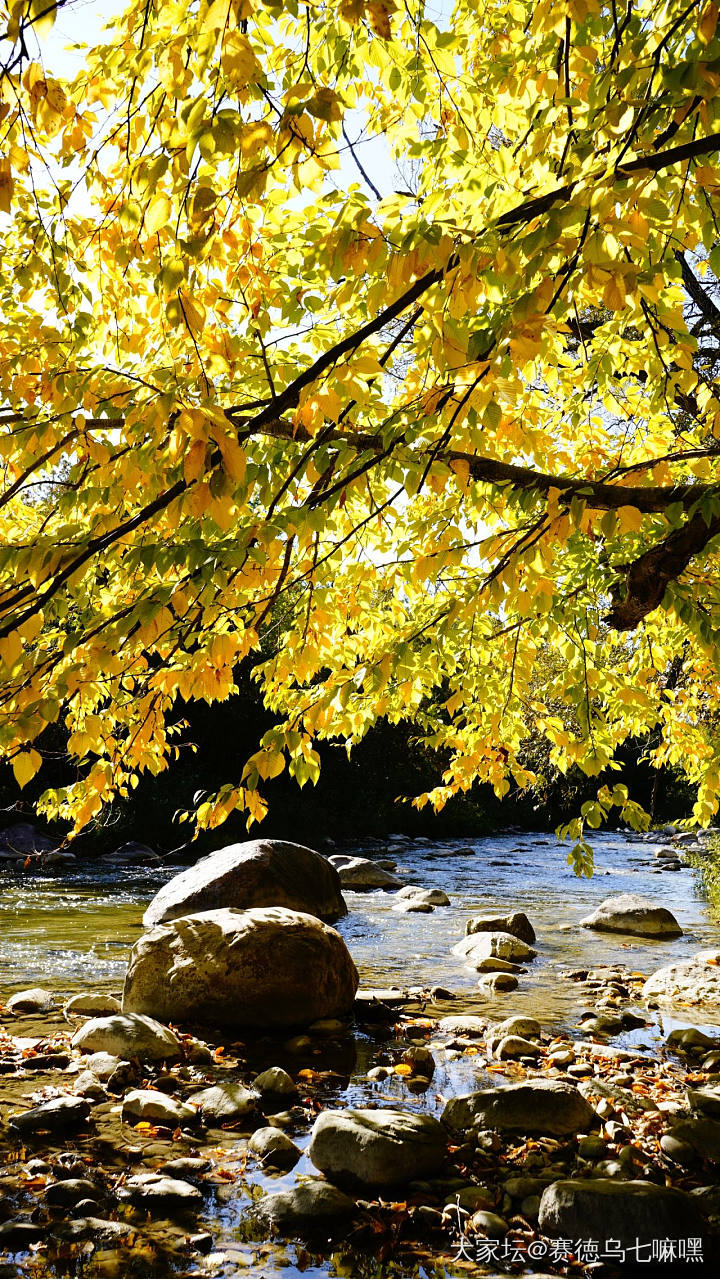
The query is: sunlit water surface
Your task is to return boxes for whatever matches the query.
[0,831,717,1278]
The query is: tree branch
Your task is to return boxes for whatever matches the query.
[606,509,720,629]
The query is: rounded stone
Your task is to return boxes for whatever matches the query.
[309,1108,446,1187]
[71,1013,181,1062]
[579,894,682,938]
[143,839,346,927]
[123,907,359,1029]
[248,1127,301,1170]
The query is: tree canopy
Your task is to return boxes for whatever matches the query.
[1,0,720,862]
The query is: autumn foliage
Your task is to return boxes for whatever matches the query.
[0,0,719,864]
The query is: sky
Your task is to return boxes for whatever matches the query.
[36,0,399,202]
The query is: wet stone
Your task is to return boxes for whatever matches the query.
[259,1178,356,1230]
[118,1173,203,1214]
[45,1178,101,1207]
[253,1066,297,1096]
[0,1220,47,1247]
[188,1082,259,1123]
[6,987,56,1014]
[122,1088,197,1127]
[9,1094,91,1134]
[248,1126,301,1170]
[160,1157,211,1180]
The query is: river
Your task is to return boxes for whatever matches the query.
[0,828,716,1279]
[0,829,714,1036]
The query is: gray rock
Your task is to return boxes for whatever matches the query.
[42,851,77,867]
[470,1209,508,1238]
[309,1108,447,1187]
[645,954,720,1010]
[62,1217,139,1244]
[475,958,521,973]
[494,1015,541,1041]
[661,1134,697,1164]
[160,1157,210,1180]
[396,886,450,906]
[438,1015,487,1037]
[124,907,359,1029]
[119,1173,202,1214]
[253,1066,297,1096]
[187,1082,259,1123]
[465,912,536,944]
[259,1178,355,1228]
[454,931,536,965]
[579,894,682,938]
[578,1135,610,1159]
[392,899,433,913]
[401,1046,435,1078]
[144,839,346,927]
[670,1118,720,1162]
[7,987,56,1013]
[477,974,518,993]
[443,1186,494,1212]
[71,1013,181,1062]
[0,822,54,855]
[122,1089,197,1127]
[75,1051,125,1081]
[9,1095,91,1134]
[576,1078,657,1119]
[72,1070,107,1100]
[691,1185,720,1219]
[331,856,401,890]
[688,1087,720,1118]
[538,1178,706,1248]
[443,1080,595,1137]
[248,1127,301,1169]
[667,1027,719,1051]
[494,1035,540,1059]
[64,993,122,1016]
[0,1221,47,1247]
[45,1179,99,1207]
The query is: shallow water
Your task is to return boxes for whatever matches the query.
[0,829,715,1034]
[0,829,717,1279]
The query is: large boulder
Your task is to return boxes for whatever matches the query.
[443,1080,595,1137]
[308,1108,446,1187]
[143,839,346,927]
[579,893,682,938]
[643,951,720,1009]
[123,907,359,1029]
[538,1179,706,1250]
[329,856,401,890]
[453,931,536,965]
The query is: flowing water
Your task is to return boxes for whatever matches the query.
[0,829,717,1279]
[0,829,715,1035]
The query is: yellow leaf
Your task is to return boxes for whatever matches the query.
[145,193,171,235]
[0,630,22,668]
[0,159,14,214]
[616,505,643,533]
[184,440,206,483]
[602,273,626,311]
[700,1,718,44]
[217,433,247,484]
[367,0,395,38]
[13,750,42,789]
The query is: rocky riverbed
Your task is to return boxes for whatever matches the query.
[0,827,718,1278]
